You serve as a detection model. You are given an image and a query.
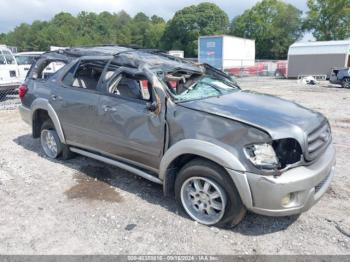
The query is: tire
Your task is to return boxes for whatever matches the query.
[342,78,350,89]
[175,159,246,227]
[40,120,74,160]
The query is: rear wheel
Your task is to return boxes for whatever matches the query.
[40,120,74,159]
[175,159,246,227]
[342,78,350,88]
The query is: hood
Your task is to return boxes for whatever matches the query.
[179,90,326,145]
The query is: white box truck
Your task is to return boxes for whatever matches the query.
[198,35,255,70]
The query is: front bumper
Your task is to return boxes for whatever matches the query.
[227,143,336,216]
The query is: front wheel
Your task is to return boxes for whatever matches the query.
[175,159,246,227]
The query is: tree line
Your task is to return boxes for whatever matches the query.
[0,0,349,59]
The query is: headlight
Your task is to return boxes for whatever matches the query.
[244,143,279,169]
[273,138,302,169]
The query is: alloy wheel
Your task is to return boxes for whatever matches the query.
[41,129,59,159]
[180,176,227,225]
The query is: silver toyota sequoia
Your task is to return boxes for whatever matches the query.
[19,46,336,227]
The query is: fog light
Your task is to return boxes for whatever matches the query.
[281,193,294,206]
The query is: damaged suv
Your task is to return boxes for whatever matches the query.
[19,46,336,227]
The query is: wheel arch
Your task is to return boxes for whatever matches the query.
[31,98,66,143]
[160,139,246,196]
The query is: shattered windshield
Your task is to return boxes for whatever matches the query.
[162,71,239,102]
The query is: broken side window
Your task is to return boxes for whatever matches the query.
[102,61,120,83]
[42,61,66,79]
[62,59,108,90]
[31,59,67,80]
[108,74,151,101]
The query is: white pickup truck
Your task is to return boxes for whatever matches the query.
[15,51,43,82]
[0,45,21,97]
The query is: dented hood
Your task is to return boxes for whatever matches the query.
[179,90,325,144]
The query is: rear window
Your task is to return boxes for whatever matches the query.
[30,59,67,80]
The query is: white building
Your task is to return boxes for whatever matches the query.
[287,40,350,78]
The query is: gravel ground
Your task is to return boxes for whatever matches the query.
[0,92,20,110]
[0,78,349,255]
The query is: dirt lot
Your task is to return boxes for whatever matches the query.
[0,78,349,255]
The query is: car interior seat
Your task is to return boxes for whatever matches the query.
[116,78,142,99]
[73,67,98,90]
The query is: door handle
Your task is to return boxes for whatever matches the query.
[102,105,117,112]
[51,94,62,101]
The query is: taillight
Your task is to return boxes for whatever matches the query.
[140,80,149,89]
[18,84,27,99]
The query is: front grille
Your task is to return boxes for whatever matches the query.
[306,122,331,161]
[315,174,330,193]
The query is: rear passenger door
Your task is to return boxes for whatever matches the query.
[51,58,109,149]
[96,67,165,171]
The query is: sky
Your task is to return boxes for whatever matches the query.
[0,0,309,33]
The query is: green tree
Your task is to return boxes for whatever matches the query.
[4,23,32,50]
[145,19,166,49]
[151,15,165,24]
[304,0,350,40]
[130,12,151,47]
[6,21,50,51]
[231,0,303,59]
[162,2,229,57]
[44,12,78,48]
[0,33,6,44]
[76,11,101,45]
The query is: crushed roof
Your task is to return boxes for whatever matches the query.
[46,45,202,73]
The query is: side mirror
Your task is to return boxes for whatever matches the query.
[146,101,158,112]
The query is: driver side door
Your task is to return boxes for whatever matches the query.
[96,68,165,171]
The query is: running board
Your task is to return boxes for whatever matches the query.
[70,147,163,185]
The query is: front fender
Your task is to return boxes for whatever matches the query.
[159,139,253,207]
[159,139,246,180]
